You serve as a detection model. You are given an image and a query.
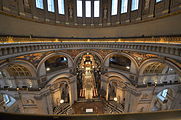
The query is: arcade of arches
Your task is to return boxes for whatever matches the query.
[0,49,181,114]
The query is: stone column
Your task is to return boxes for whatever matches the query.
[39,62,46,76]
[69,76,77,105]
[82,0,86,25]
[106,81,109,101]
[137,0,143,21]
[117,0,121,24]
[107,0,111,25]
[162,0,170,14]
[73,0,77,24]
[46,91,54,114]
[68,58,73,68]
[117,87,124,104]
[65,0,69,24]
[99,0,103,26]
[126,0,131,23]
[17,0,25,16]
[44,0,48,22]
[54,0,59,23]
[104,57,109,67]
[15,92,25,113]
[124,90,132,112]
[91,0,94,26]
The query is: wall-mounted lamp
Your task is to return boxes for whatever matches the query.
[60,99,64,104]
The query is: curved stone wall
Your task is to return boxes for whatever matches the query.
[0,0,180,27]
[0,13,181,38]
[0,0,181,38]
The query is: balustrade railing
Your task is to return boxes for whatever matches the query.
[0,42,180,61]
[138,74,181,85]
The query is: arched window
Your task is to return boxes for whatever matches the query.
[109,55,131,71]
[7,64,32,77]
[47,0,55,12]
[45,55,68,73]
[77,0,83,17]
[111,0,118,15]
[35,0,44,9]
[131,0,139,11]
[85,1,91,17]
[76,0,100,18]
[58,0,65,14]
[143,62,165,74]
[121,0,128,13]
[94,0,100,17]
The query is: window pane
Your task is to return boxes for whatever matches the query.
[121,0,128,13]
[36,0,44,9]
[86,1,91,17]
[58,0,65,14]
[3,94,10,104]
[161,89,168,98]
[131,0,139,11]
[94,1,100,17]
[111,0,118,15]
[47,0,55,12]
[157,89,168,101]
[156,0,162,3]
[77,0,83,17]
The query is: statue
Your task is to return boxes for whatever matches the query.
[69,5,73,18]
[145,0,150,10]
[24,0,30,7]
[103,7,107,19]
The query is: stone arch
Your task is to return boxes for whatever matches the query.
[103,52,139,74]
[37,52,74,76]
[105,72,131,84]
[104,72,131,102]
[47,73,74,105]
[0,59,37,77]
[139,58,181,75]
[138,58,181,84]
[74,50,104,67]
[47,73,73,85]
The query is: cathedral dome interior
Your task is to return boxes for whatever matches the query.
[0,0,181,120]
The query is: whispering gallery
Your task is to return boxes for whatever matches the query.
[0,0,181,120]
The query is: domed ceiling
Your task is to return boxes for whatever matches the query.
[0,0,180,27]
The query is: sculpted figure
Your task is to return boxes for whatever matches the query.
[69,5,73,18]
[104,7,107,19]
[145,0,150,10]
